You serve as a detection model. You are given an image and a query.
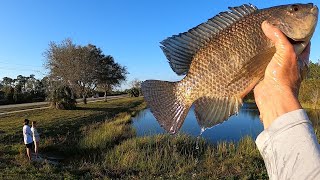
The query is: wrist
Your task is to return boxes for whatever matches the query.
[258,88,302,129]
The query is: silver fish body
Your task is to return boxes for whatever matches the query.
[142,3,318,134]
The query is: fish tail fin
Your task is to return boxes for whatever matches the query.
[141,80,192,134]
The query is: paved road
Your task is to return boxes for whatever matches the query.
[0,101,48,109]
[0,94,128,116]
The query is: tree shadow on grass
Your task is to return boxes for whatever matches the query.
[75,100,143,114]
[40,100,144,157]
[1,100,144,144]
[0,98,145,173]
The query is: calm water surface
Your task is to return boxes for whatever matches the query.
[132,103,320,143]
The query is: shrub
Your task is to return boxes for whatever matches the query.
[49,85,77,109]
[128,87,140,97]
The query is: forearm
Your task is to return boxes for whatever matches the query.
[255,81,302,129]
[256,109,320,179]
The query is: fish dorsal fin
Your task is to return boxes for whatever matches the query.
[160,4,258,75]
[194,96,242,129]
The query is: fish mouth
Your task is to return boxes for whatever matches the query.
[287,36,310,54]
[311,4,318,15]
[287,36,306,45]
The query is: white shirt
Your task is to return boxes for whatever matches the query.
[256,109,320,180]
[23,125,33,144]
[31,127,40,142]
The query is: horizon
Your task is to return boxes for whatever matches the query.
[0,0,319,89]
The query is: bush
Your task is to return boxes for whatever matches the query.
[128,87,140,97]
[49,85,77,109]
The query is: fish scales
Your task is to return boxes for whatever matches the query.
[142,3,318,134]
[188,14,268,96]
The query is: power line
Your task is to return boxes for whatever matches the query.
[0,69,47,80]
[0,66,42,72]
[0,60,43,68]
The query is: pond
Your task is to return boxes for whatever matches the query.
[132,103,320,143]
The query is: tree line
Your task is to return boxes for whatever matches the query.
[299,60,320,106]
[0,38,143,108]
[0,75,46,105]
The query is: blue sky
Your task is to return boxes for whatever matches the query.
[0,0,319,89]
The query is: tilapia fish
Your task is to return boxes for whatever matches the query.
[142,3,318,134]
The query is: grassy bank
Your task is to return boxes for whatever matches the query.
[0,97,146,179]
[102,135,267,179]
[1,97,319,179]
[0,96,267,179]
[301,102,320,110]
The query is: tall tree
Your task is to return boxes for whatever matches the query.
[73,44,100,103]
[26,74,36,92]
[15,75,28,92]
[44,39,81,103]
[96,55,128,101]
[130,78,142,89]
[13,84,22,103]
[44,38,128,105]
[128,78,142,97]
[3,86,14,103]
[2,77,13,87]
[0,80,3,90]
[0,81,3,101]
[44,39,101,104]
[44,38,78,85]
[308,60,320,79]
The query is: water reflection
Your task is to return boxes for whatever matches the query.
[132,104,320,143]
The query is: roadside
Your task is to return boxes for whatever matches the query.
[0,94,127,116]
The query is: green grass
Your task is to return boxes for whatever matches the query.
[301,102,320,109]
[103,135,267,179]
[80,113,135,150]
[0,97,146,179]
[0,97,319,179]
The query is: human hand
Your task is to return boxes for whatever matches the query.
[254,21,311,129]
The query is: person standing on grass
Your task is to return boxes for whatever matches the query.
[31,121,40,158]
[22,119,33,161]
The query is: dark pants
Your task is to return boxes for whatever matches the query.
[25,142,33,149]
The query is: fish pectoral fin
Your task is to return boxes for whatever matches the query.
[194,96,242,129]
[228,47,276,86]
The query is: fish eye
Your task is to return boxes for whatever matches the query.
[289,5,299,12]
